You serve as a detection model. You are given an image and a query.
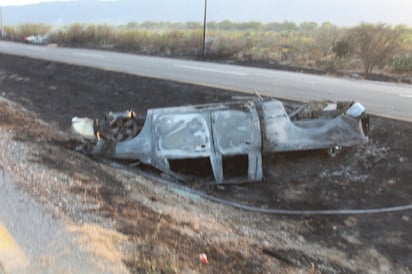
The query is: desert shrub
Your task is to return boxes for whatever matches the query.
[332,40,351,58]
[216,20,235,31]
[64,23,87,45]
[2,25,17,40]
[264,21,298,32]
[391,54,412,73]
[234,32,279,63]
[186,21,203,30]
[237,21,263,31]
[49,23,114,47]
[347,23,403,76]
[114,30,153,52]
[185,30,204,55]
[299,22,318,32]
[125,21,139,29]
[15,23,50,41]
[206,31,249,59]
[161,30,186,55]
[113,29,202,56]
[93,24,114,46]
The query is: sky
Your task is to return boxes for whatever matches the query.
[210,0,412,26]
[1,0,412,26]
[0,0,68,5]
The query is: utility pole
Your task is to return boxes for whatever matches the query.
[0,6,3,40]
[202,0,207,58]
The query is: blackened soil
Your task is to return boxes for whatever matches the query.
[1,53,411,272]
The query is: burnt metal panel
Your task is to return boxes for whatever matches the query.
[260,100,368,153]
[152,112,212,159]
[73,98,368,184]
[211,107,261,155]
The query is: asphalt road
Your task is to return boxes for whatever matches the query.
[0,41,411,121]
[0,170,102,273]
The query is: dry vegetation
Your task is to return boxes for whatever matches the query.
[3,21,412,80]
[66,224,129,273]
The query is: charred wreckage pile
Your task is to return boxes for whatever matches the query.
[72,98,369,184]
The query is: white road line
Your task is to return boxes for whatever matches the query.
[73,52,105,59]
[174,64,247,76]
[27,46,46,52]
[399,94,412,98]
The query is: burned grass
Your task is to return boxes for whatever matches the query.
[0,53,411,273]
[0,94,276,273]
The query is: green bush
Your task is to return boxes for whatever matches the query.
[332,40,351,58]
[392,54,412,73]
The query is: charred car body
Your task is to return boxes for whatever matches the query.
[72,99,369,183]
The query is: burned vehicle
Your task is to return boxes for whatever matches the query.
[72,99,369,183]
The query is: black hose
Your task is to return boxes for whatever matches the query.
[101,159,412,216]
[135,165,412,216]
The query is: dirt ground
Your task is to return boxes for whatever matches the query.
[0,53,411,273]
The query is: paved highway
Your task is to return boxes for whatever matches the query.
[0,170,102,273]
[0,41,411,121]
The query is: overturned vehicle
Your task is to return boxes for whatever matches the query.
[72,98,369,183]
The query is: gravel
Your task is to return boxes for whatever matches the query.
[0,99,127,273]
